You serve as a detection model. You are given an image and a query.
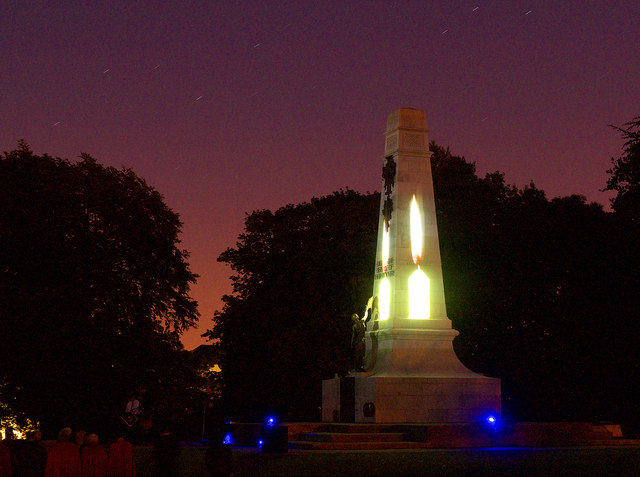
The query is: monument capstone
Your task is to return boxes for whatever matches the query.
[322,108,501,423]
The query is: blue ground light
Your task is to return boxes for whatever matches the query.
[483,413,500,428]
[486,415,497,425]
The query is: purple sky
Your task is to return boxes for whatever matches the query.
[2,1,639,349]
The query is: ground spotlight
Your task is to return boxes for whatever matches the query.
[260,416,288,453]
[482,413,501,436]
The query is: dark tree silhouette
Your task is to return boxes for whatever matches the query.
[0,142,199,434]
[206,189,378,421]
[604,116,640,220]
[432,141,640,423]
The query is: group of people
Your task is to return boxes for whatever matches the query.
[0,427,135,477]
[1,389,236,477]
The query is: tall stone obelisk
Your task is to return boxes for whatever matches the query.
[322,108,500,423]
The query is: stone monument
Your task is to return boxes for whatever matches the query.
[322,108,500,423]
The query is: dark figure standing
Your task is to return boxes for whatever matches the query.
[44,427,80,477]
[0,440,12,477]
[121,395,140,444]
[12,430,46,477]
[151,423,180,477]
[80,434,107,477]
[205,429,234,477]
[136,388,153,444]
[350,314,366,372]
[106,437,135,477]
[351,296,378,372]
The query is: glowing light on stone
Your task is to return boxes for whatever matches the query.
[410,195,422,264]
[379,277,391,320]
[409,195,429,319]
[382,227,390,271]
[408,268,430,319]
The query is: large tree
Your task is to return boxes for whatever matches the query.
[431,142,640,422]
[602,117,640,428]
[0,143,199,434]
[604,116,640,220]
[206,189,378,421]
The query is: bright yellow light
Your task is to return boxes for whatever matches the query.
[382,227,390,271]
[410,195,422,264]
[408,268,430,319]
[0,403,36,439]
[379,277,391,320]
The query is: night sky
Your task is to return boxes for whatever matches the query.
[2,1,639,349]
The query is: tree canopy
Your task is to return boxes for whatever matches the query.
[431,143,638,423]
[604,116,640,220]
[206,189,378,420]
[0,142,199,434]
[209,139,640,426]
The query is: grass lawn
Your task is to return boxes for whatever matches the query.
[134,445,640,476]
[134,445,206,476]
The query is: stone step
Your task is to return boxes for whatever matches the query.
[307,424,406,434]
[289,440,429,451]
[230,422,640,450]
[301,432,405,443]
[289,437,640,451]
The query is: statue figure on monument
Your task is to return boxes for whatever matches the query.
[350,297,379,372]
[362,296,379,329]
[350,313,366,372]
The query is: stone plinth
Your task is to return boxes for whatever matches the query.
[323,375,500,423]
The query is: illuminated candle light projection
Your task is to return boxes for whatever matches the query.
[408,269,429,319]
[382,227,390,271]
[410,195,422,263]
[408,195,430,319]
[379,226,391,320]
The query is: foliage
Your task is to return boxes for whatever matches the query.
[205,190,378,421]
[431,142,640,422]
[0,142,199,435]
[210,140,640,424]
[604,116,640,220]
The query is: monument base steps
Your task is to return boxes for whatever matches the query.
[284,422,637,450]
[227,422,637,450]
